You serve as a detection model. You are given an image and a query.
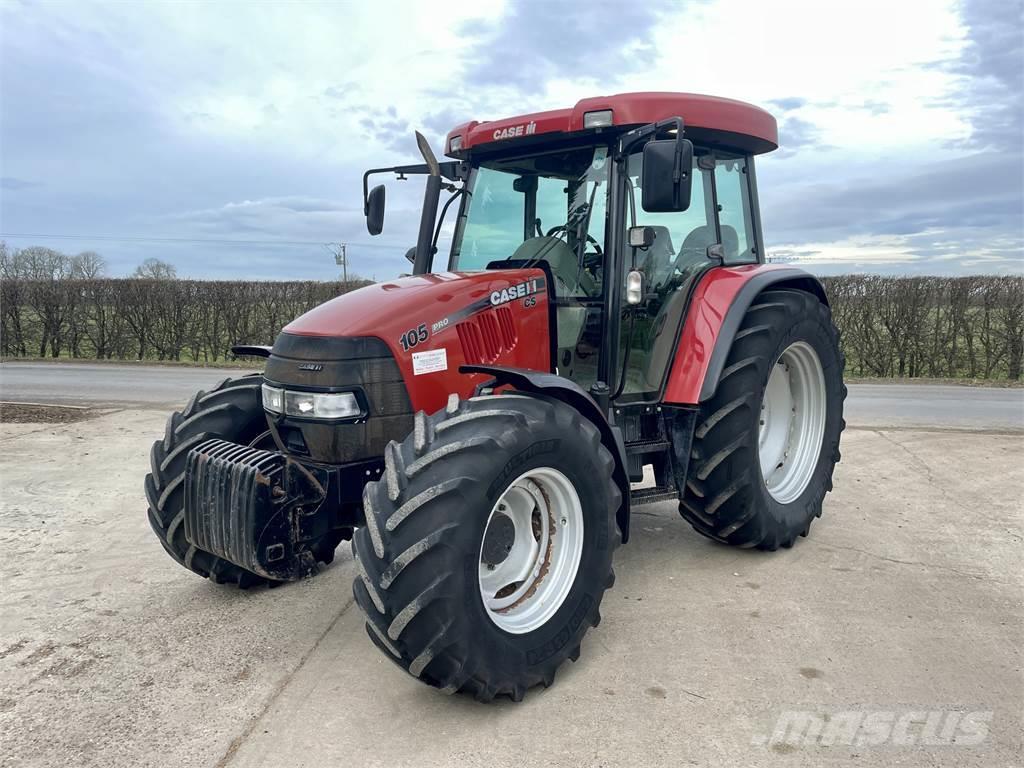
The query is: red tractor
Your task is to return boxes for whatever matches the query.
[146,92,845,701]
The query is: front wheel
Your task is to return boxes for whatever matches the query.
[680,289,846,550]
[352,392,621,701]
[144,375,344,588]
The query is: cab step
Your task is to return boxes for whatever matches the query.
[630,485,680,506]
[625,439,672,455]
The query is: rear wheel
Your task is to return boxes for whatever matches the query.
[352,392,621,701]
[680,290,846,550]
[144,375,343,588]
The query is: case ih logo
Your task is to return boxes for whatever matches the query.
[490,278,543,306]
[297,363,324,371]
[492,121,537,141]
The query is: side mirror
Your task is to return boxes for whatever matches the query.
[366,184,386,235]
[404,247,416,264]
[641,138,694,213]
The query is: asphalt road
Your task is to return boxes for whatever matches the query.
[2,361,1022,430]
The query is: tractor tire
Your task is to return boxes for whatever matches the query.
[680,289,846,550]
[144,374,343,588]
[352,392,621,702]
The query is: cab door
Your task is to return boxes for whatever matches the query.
[614,149,759,401]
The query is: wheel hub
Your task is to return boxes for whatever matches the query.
[758,341,827,504]
[478,467,584,634]
[480,513,516,566]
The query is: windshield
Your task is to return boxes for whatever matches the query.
[449,146,609,298]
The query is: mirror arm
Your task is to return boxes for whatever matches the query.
[672,134,689,208]
[431,188,467,253]
[618,116,684,156]
[362,162,467,212]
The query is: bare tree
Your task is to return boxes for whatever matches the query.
[72,251,107,279]
[3,260,1018,379]
[132,258,177,280]
[14,247,75,356]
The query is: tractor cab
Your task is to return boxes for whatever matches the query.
[363,92,777,406]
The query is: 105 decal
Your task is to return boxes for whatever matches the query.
[398,323,428,352]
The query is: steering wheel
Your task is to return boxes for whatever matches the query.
[545,225,603,256]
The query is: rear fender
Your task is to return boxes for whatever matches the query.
[664,265,828,405]
[460,364,633,543]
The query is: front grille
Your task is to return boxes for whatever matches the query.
[457,306,518,364]
[263,333,413,464]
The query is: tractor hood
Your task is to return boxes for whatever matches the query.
[274,269,552,415]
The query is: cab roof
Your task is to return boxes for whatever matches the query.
[445,92,779,157]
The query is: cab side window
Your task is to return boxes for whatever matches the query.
[713,156,757,263]
[625,152,715,284]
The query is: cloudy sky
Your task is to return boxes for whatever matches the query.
[1,0,1021,279]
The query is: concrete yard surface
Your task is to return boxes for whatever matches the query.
[0,410,1022,767]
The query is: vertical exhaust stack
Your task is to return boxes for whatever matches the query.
[413,131,442,275]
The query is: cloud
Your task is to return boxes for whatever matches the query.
[0,0,1019,281]
[420,106,474,148]
[860,99,890,116]
[360,106,411,153]
[767,151,1022,238]
[766,97,808,111]
[761,148,1022,274]
[455,0,687,89]
[322,84,354,100]
[947,0,1024,151]
[775,116,823,153]
[0,177,39,190]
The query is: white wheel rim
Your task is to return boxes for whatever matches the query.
[758,341,827,504]
[478,467,584,635]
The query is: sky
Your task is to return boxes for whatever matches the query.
[0,0,1021,279]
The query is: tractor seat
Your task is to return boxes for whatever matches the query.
[509,236,596,297]
[678,224,740,266]
[637,225,676,290]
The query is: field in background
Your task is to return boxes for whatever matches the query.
[2,271,1022,380]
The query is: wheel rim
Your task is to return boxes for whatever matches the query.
[758,341,827,504]
[478,467,584,635]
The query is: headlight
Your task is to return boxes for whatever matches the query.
[262,383,284,413]
[310,392,360,419]
[583,109,613,128]
[284,390,316,416]
[263,383,361,420]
